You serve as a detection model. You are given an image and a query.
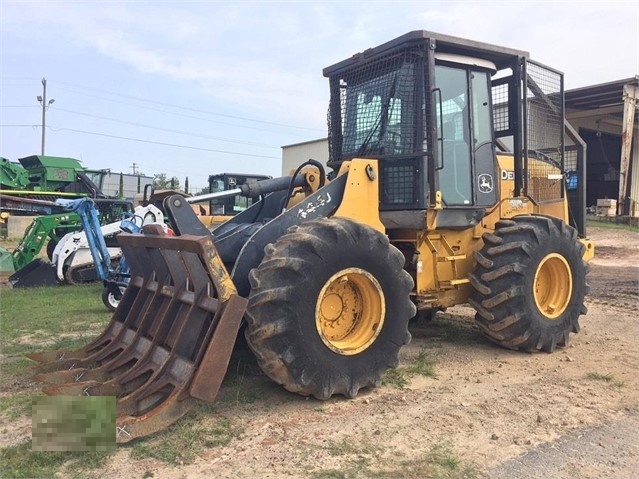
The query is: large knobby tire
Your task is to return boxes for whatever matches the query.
[245,217,415,400]
[468,216,589,352]
[102,285,125,312]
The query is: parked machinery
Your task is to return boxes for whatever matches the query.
[0,155,110,216]
[51,202,165,285]
[50,198,166,310]
[6,198,134,287]
[31,30,593,443]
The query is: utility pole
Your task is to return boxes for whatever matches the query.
[37,78,55,156]
[130,162,138,175]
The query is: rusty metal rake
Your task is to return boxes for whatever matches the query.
[28,225,247,443]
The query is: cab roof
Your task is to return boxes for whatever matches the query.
[323,30,530,77]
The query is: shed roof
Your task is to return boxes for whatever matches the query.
[565,76,639,122]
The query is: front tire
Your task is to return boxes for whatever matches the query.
[46,239,58,261]
[468,216,588,352]
[245,217,415,400]
[102,285,125,312]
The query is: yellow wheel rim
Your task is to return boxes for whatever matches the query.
[315,268,385,355]
[533,253,572,319]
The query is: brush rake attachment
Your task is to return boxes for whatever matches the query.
[28,224,247,443]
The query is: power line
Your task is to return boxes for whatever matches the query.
[52,107,280,149]
[2,76,326,134]
[1,124,279,179]
[1,79,326,146]
[1,124,282,158]
[50,126,282,159]
[55,88,321,137]
[52,81,325,133]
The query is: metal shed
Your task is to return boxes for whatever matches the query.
[565,76,639,217]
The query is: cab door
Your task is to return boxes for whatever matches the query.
[434,64,498,208]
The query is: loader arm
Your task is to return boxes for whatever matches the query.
[165,159,380,297]
[164,173,347,296]
[11,212,81,271]
[57,198,112,282]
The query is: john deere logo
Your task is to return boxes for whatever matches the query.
[478,174,493,193]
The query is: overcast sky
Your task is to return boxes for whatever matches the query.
[1,0,637,192]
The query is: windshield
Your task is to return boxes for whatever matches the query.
[209,178,225,193]
[341,60,418,159]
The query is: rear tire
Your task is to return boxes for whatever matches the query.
[245,217,415,400]
[468,216,588,352]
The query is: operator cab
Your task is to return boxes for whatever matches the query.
[323,30,567,230]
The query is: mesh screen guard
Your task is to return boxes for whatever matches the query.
[327,43,429,210]
[524,60,565,203]
[327,44,428,166]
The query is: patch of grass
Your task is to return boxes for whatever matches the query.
[380,442,479,479]
[0,285,116,476]
[382,368,408,389]
[427,316,482,345]
[383,349,437,389]
[130,415,241,465]
[323,437,382,457]
[0,440,114,479]
[586,371,625,387]
[0,393,32,420]
[216,376,260,405]
[586,219,639,232]
[0,284,110,355]
[405,350,437,378]
[49,335,97,352]
[0,356,32,377]
[311,441,478,479]
[1,441,68,479]
[310,438,381,478]
[375,442,480,479]
[428,442,462,472]
[213,347,277,407]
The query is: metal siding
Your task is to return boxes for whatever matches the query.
[101,173,153,199]
[281,139,329,176]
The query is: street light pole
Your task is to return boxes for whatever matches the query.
[37,78,55,156]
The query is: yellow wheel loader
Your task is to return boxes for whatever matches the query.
[30,30,594,442]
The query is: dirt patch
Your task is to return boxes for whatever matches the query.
[1,225,637,478]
